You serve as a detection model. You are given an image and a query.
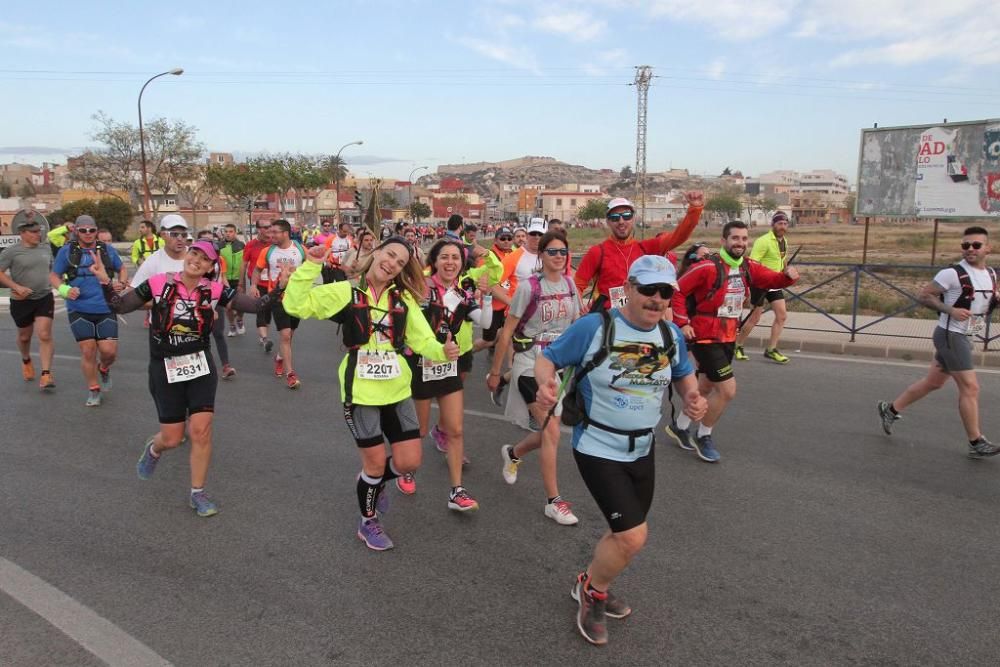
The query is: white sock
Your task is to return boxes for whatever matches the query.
[676,414,692,430]
[191,487,204,495]
[697,424,713,437]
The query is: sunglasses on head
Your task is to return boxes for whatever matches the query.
[543,247,569,257]
[633,282,674,298]
[961,241,984,250]
[77,227,98,234]
[607,211,635,222]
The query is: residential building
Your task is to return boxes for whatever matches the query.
[536,190,607,222]
[207,152,234,167]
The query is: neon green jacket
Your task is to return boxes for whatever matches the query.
[282,261,448,405]
[455,251,502,353]
[47,225,71,249]
[749,229,787,272]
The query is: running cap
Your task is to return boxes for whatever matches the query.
[606,197,635,213]
[495,226,513,237]
[771,211,789,224]
[16,218,40,230]
[527,218,547,234]
[74,214,96,227]
[159,213,189,230]
[189,240,219,261]
[627,254,678,289]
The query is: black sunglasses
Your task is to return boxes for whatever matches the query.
[634,283,674,299]
[543,247,569,257]
[528,231,543,237]
[497,235,513,241]
[607,211,635,222]
[961,241,984,250]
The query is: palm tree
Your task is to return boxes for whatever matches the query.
[324,155,348,184]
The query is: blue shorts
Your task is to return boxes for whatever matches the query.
[68,311,119,342]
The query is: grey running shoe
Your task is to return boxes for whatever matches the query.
[137,437,160,480]
[99,365,112,391]
[665,422,695,451]
[574,575,608,645]
[693,434,721,463]
[877,400,900,435]
[968,436,1000,459]
[85,389,101,407]
[189,491,219,517]
[571,572,632,619]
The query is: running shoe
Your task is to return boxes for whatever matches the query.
[227,325,237,337]
[376,485,390,514]
[21,358,35,381]
[357,517,394,551]
[137,437,160,480]
[448,487,479,512]
[396,472,416,495]
[968,436,1000,459]
[490,375,509,407]
[544,499,579,525]
[431,424,448,454]
[85,388,101,407]
[571,572,632,620]
[665,422,695,451]
[189,491,219,517]
[98,365,112,390]
[734,345,748,361]
[274,356,284,377]
[693,434,721,463]
[876,400,900,435]
[574,576,608,645]
[264,339,274,354]
[39,372,55,392]
[501,445,521,484]
[286,371,300,389]
[764,348,790,364]
[236,321,246,335]
[222,364,236,379]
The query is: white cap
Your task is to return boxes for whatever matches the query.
[606,197,635,213]
[158,213,189,230]
[527,217,547,234]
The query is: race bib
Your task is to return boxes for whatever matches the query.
[164,351,210,384]
[717,291,744,319]
[422,358,457,382]
[967,315,985,336]
[609,284,627,308]
[357,350,400,380]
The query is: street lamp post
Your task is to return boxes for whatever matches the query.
[408,165,428,223]
[138,67,184,220]
[333,140,363,226]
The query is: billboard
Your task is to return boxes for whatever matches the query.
[856,119,1000,218]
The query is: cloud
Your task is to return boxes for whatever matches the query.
[455,36,541,74]
[581,48,629,77]
[705,58,726,80]
[645,0,796,39]
[532,7,606,42]
[345,155,412,166]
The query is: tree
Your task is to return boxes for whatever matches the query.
[379,191,399,208]
[843,193,857,215]
[177,167,218,230]
[721,166,732,176]
[0,182,11,198]
[142,117,206,215]
[206,163,269,227]
[577,198,610,221]
[409,201,431,222]
[620,165,634,180]
[705,194,743,220]
[52,198,133,240]
[746,196,779,225]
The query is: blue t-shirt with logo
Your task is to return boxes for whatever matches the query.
[543,309,693,462]
[52,243,123,314]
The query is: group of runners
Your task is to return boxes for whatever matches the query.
[4,198,998,647]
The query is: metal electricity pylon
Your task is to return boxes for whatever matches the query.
[633,65,653,237]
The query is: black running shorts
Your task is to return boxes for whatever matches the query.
[573,448,655,533]
[482,309,507,342]
[690,342,736,383]
[517,375,539,406]
[343,400,421,448]
[407,353,463,401]
[10,293,55,328]
[256,285,272,327]
[749,287,784,308]
[272,300,300,332]
[148,355,218,424]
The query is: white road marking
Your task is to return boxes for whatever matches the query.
[0,556,172,666]
[0,349,85,362]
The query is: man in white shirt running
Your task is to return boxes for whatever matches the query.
[878,226,1000,458]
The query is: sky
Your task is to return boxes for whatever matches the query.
[1,1,998,184]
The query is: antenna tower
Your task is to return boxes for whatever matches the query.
[633,65,653,237]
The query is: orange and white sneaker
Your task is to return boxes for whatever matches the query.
[274,356,285,377]
[39,371,55,391]
[286,371,300,389]
[396,472,416,495]
[21,358,35,381]
[448,486,479,512]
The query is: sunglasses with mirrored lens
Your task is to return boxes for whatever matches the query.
[607,211,635,222]
[543,247,569,257]
[166,231,187,239]
[497,235,513,241]
[961,241,984,250]
[528,231,543,237]
[634,283,674,298]
[77,227,98,234]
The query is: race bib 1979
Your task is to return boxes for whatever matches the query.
[422,358,457,382]
[609,284,627,308]
[357,350,401,380]
[164,351,210,384]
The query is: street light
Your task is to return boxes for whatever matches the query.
[408,166,428,223]
[333,140,363,226]
[138,67,184,219]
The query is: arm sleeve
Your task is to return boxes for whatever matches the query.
[468,300,493,329]
[646,205,703,254]
[280,261,351,319]
[574,245,599,296]
[110,281,153,313]
[403,294,448,361]
[224,288,281,314]
[542,314,602,370]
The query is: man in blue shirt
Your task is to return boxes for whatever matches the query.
[536,254,706,646]
[49,214,126,406]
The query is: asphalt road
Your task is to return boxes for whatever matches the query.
[2,309,1000,666]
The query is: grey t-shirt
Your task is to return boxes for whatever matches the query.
[509,274,579,366]
[0,242,53,299]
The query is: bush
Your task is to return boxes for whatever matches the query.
[51,198,135,241]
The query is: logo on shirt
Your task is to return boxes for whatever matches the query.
[607,342,671,391]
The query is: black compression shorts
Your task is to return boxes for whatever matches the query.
[690,342,735,383]
[749,287,784,308]
[272,300,300,332]
[343,400,421,448]
[148,355,218,424]
[573,448,655,533]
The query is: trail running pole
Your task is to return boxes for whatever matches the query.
[540,367,574,430]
